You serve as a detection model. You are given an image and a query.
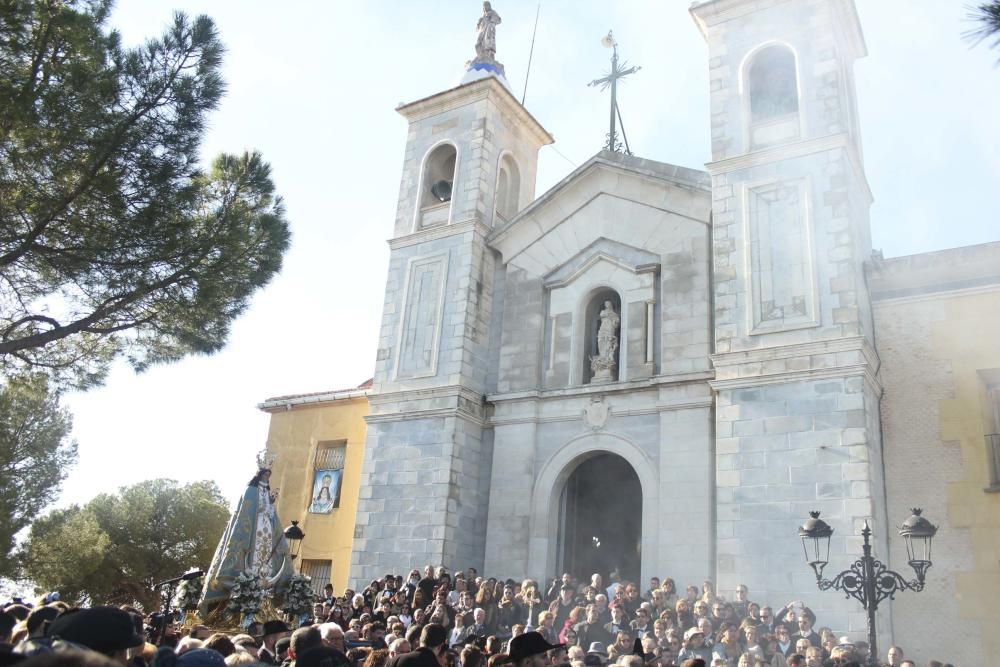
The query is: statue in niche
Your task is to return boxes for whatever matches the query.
[590,300,620,383]
[475,2,501,62]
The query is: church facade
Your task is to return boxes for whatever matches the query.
[260,0,1000,662]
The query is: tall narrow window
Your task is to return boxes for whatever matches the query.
[418,144,457,228]
[748,45,799,123]
[308,441,346,513]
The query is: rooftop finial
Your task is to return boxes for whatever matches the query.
[464,1,507,83]
[588,31,641,154]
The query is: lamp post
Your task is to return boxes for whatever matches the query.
[798,509,937,666]
[283,520,305,571]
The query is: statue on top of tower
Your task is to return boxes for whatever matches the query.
[475,2,501,62]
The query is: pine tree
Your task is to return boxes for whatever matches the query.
[967,2,1000,60]
[0,374,76,578]
[0,0,290,387]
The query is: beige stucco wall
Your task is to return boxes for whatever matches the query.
[873,243,1000,665]
[263,393,368,594]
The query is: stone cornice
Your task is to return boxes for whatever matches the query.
[364,406,488,428]
[396,77,553,148]
[711,335,872,365]
[490,397,714,427]
[367,383,482,406]
[690,0,867,60]
[706,133,873,206]
[487,370,714,404]
[870,280,1000,305]
[709,336,882,393]
[365,383,488,426]
[388,217,492,251]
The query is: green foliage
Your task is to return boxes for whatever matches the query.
[0,0,290,388]
[19,478,230,610]
[0,374,76,577]
[967,2,1000,58]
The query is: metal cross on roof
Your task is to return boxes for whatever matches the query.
[588,31,641,155]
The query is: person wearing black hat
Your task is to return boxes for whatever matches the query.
[259,620,291,665]
[387,623,448,667]
[46,607,145,665]
[504,631,563,667]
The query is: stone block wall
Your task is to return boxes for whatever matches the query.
[710,151,872,356]
[351,412,492,585]
[715,374,882,635]
[871,245,1000,665]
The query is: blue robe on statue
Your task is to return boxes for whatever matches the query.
[199,476,293,616]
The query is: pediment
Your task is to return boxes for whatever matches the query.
[488,151,711,267]
[543,238,659,289]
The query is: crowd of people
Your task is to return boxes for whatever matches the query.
[0,566,954,667]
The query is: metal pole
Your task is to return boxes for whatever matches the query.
[862,523,879,666]
[521,2,541,106]
[608,47,618,151]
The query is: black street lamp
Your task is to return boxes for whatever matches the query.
[798,509,937,666]
[284,520,305,562]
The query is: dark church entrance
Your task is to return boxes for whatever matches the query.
[557,453,642,584]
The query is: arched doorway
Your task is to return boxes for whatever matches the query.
[557,453,642,584]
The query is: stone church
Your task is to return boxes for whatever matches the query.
[261,0,1000,662]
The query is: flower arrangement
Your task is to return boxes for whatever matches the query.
[174,576,204,612]
[226,571,266,625]
[281,573,316,618]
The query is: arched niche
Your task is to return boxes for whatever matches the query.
[417,143,457,229]
[748,44,799,121]
[494,153,521,224]
[744,43,801,148]
[582,288,622,385]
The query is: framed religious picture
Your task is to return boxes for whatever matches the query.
[308,469,342,514]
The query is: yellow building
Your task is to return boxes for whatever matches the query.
[258,379,371,595]
[872,242,1000,666]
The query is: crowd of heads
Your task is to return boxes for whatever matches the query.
[0,567,955,667]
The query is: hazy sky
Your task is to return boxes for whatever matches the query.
[57,1,1000,509]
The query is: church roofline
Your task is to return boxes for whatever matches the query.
[257,378,373,412]
[488,150,709,248]
[689,0,867,59]
[868,240,1000,302]
[396,77,553,148]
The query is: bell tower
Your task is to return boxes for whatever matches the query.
[349,10,552,584]
[692,0,888,636]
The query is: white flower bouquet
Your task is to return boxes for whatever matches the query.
[174,576,204,612]
[280,573,316,617]
[226,571,266,623]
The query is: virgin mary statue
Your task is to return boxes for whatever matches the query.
[199,450,294,615]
